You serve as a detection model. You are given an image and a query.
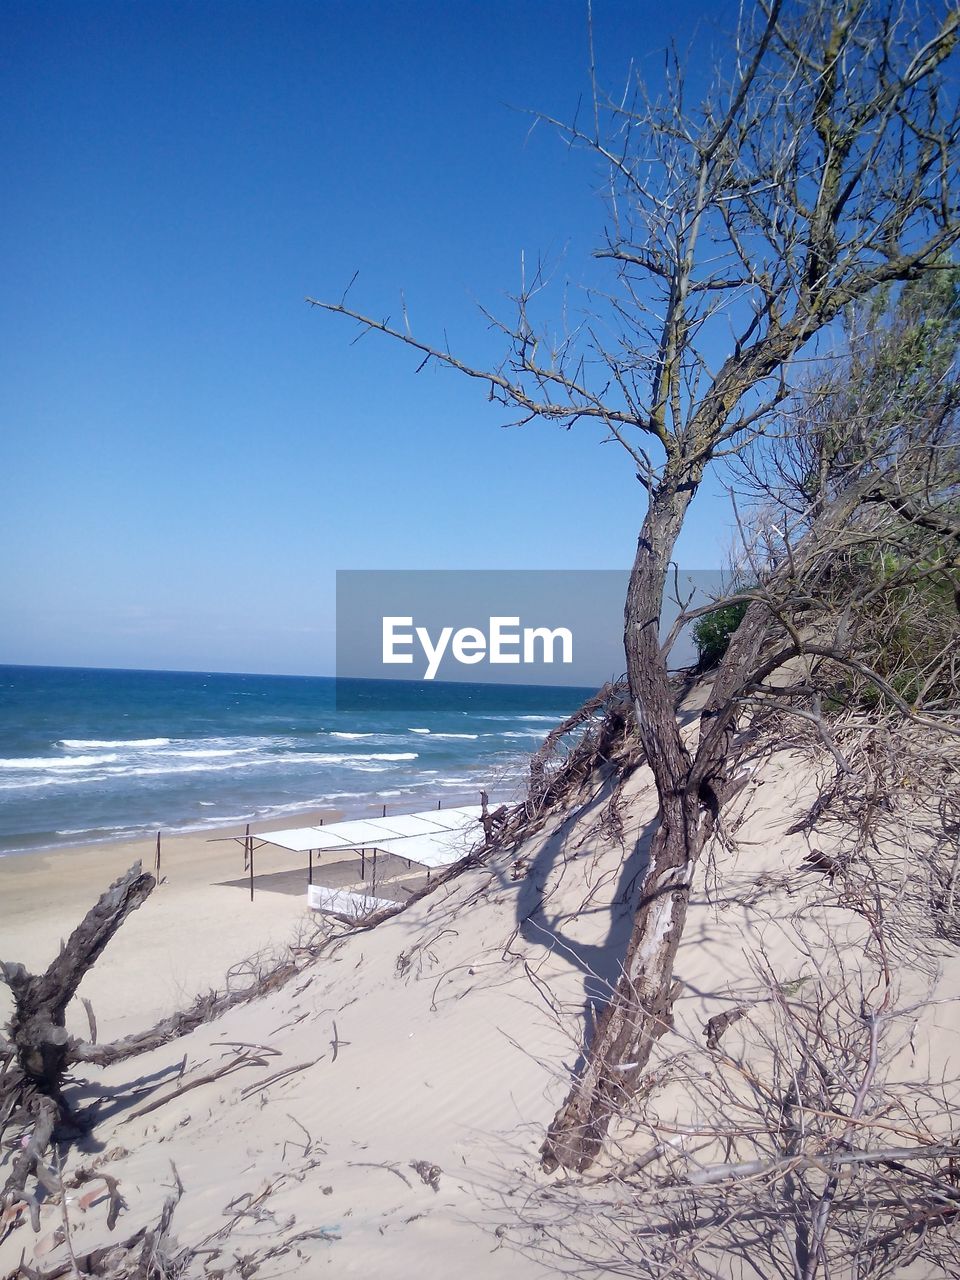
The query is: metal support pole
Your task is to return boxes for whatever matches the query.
[361,849,365,880]
[309,848,313,886]
[247,825,254,902]
[155,830,161,883]
[372,848,378,895]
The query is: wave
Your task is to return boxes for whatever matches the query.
[405,728,481,740]
[59,738,171,749]
[329,732,376,739]
[502,729,547,739]
[85,749,420,777]
[0,749,420,788]
[55,823,151,837]
[0,753,119,770]
[478,713,562,724]
[0,776,112,792]
[322,752,418,763]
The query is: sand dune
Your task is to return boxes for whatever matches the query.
[2,747,958,1277]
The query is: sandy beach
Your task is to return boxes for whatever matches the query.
[0,810,426,1043]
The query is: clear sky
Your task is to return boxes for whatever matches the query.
[2,0,740,677]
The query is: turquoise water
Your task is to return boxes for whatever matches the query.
[0,666,595,854]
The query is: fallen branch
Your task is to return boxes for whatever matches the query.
[119,1053,269,1125]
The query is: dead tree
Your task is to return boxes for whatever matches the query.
[2,863,155,1106]
[310,0,960,1170]
[1,863,155,1220]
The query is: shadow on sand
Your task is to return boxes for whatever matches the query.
[493,765,657,1076]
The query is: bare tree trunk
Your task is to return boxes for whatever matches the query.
[542,477,783,1172]
[541,786,704,1171]
[543,484,710,1170]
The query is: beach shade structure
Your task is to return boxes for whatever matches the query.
[258,804,484,896]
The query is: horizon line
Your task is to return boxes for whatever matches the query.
[0,660,608,693]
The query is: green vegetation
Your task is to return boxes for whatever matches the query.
[692,600,750,670]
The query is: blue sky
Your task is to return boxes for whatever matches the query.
[2,0,739,677]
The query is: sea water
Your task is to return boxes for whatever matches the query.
[0,666,596,855]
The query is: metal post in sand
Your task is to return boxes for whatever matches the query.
[247,824,254,902]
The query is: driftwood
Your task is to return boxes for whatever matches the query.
[2,863,155,1104]
[70,959,300,1070]
[1,864,155,1223]
[11,1162,187,1280]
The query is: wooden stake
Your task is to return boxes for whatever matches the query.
[155,830,161,882]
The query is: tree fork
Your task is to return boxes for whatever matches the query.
[2,862,155,1106]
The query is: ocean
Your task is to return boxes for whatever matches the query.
[0,665,596,856]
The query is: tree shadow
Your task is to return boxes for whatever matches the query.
[493,766,658,1068]
[58,1057,187,1157]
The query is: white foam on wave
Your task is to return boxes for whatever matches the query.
[92,749,419,779]
[502,729,547,739]
[408,727,430,734]
[0,775,112,793]
[478,713,563,724]
[329,731,376,739]
[0,753,119,770]
[345,752,418,762]
[428,732,479,740]
[55,823,150,837]
[0,748,421,791]
[59,738,171,749]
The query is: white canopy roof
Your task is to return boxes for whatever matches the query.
[260,804,483,870]
[257,825,344,853]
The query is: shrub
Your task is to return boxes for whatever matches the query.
[693,600,749,669]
